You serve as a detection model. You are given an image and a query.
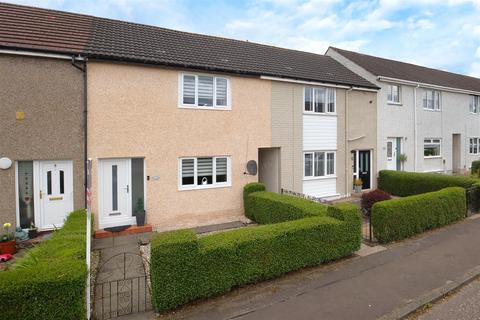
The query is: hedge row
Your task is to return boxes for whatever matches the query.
[472,160,480,176]
[151,203,361,313]
[0,210,88,320]
[371,187,466,243]
[378,170,478,196]
[243,182,328,224]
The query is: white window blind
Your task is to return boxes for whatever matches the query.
[181,74,229,108]
[216,78,228,106]
[179,156,230,189]
[183,75,196,105]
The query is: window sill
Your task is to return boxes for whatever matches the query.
[423,108,441,112]
[387,101,402,106]
[303,112,337,116]
[178,105,231,111]
[178,183,232,191]
[424,156,442,159]
[303,175,337,181]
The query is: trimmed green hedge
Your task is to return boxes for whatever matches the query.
[0,210,88,320]
[378,170,478,196]
[244,189,328,224]
[243,182,266,220]
[151,203,361,313]
[371,187,466,243]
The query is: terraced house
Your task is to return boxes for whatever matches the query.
[1,3,380,232]
[327,47,480,174]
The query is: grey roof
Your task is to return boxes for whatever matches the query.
[330,47,480,92]
[0,2,378,89]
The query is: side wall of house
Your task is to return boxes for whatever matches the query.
[87,61,271,231]
[0,54,85,228]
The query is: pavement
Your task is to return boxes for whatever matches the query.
[157,216,480,320]
[414,278,480,320]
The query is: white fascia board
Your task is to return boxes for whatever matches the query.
[260,75,378,92]
[377,75,480,96]
[0,49,84,61]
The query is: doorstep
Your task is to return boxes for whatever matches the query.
[94,224,152,239]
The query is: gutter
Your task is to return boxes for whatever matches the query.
[71,55,88,207]
[261,75,379,92]
[0,48,84,61]
[377,75,480,96]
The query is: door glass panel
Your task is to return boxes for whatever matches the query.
[387,141,393,158]
[59,170,64,194]
[131,158,145,214]
[112,165,118,211]
[47,171,52,195]
[18,161,35,228]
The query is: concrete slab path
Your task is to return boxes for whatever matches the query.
[159,217,480,320]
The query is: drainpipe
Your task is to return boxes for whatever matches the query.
[345,87,353,196]
[71,56,88,207]
[413,84,420,171]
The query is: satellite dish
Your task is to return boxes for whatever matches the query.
[246,160,258,175]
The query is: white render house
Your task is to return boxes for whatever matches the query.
[327,47,480,174]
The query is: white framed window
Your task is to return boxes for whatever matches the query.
[470,137,480,154]
[179,156,231,190]
[304,151,336,178]
[423,90,441,110]
[470,95,480,114]
[179,73,230,109]
[424,138,441,158]
[387,84,401,104]
[304,87,336,114]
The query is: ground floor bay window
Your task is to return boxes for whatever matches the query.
[179,156,231,190]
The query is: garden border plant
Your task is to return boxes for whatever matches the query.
[0,210,88,320]
[150,183,361,313]
[371,187,466,243]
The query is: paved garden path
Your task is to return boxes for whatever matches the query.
[93,233,153,319]
[160,216,480,320]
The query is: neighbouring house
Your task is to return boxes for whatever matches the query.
[0,4,87,231]
[327,47,480,174]
[1,3,379,233]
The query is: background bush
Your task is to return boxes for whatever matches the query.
[0,210,88,320]
[244,186,328,224]
[378,170,478,196]
[371,187,466,243]
[361,189,392,215]
[472,160,480,177]
[151,203,361,313]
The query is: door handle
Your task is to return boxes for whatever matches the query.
[39,190,43,199]
[126,185,129,193]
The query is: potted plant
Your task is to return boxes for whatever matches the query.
[28,222,38,239]
[134,198,146,226]
[354,178,363,193]
[0,222,16,254]
[398,153,408,171]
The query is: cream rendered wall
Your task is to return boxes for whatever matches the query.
[87,61,271,231]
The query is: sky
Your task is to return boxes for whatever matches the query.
[5,0,480,77]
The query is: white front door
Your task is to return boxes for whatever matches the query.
[99,159,134,228]
[38,160,74,229]
[386,138,398,170]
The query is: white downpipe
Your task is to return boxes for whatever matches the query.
[345,87,353,196]
[413,84,420,171]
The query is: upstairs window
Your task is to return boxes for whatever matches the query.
[180,73,230,109]
[424,138,441,157]
[470,95,480,114]
[423,90,441,110]
[304,87,336,114]
[304,151,336,178]
[387,84,401,103]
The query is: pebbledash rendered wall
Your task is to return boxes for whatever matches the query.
[87,61,272,231]
[0,54,85,229]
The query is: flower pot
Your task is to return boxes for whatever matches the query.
[135,210,146,226]
[28,229,38,239]
[354,185,363,193]
[0,239,16,255]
